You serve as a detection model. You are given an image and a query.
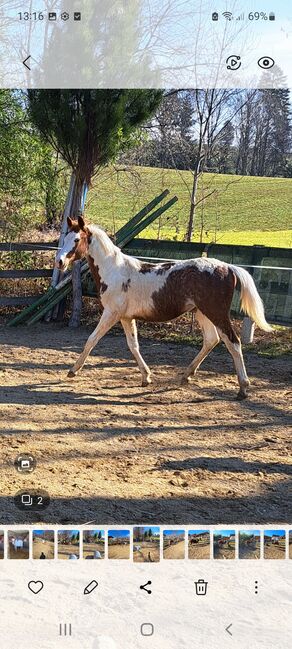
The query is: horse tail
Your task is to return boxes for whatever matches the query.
[229,264,273,332]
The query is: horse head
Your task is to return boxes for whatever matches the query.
[55,216,90,271]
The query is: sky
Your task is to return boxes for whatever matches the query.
[264,530,286,538]
[164,530,185,537]
[214,530,235,537]
[33,530,54,538]
[189,530,209,535]
[108,530,130,539]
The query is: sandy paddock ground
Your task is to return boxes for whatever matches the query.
[58,542,80,559]
[33,539,55,559]
[133,542,160,562]
[0,323,291,525]
[238,542,261,560]
[263,543,286,560]
[163,540,185,559]
[188,542,210,560]
[83,542,105,558]
[8,544,29,560]
[214,543,236,560]
[108,544,130,559]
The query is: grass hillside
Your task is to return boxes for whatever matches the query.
[86,166,292,248]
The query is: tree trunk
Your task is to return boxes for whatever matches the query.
[45,173,75,322]
[186,155,202,242]
[68,178,86,328]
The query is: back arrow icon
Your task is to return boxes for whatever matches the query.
[225,623,233,636]
[23,56,31,70]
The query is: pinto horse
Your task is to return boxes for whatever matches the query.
[56,216,272,399]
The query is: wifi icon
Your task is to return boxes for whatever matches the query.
[222,11,233,20]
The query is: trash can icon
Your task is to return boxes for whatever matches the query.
[194,579,208,595]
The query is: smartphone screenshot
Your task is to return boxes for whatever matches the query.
[0,1,291,647]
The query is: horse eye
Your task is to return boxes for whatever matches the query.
[74,238,79,243]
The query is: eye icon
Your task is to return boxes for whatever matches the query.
[258,56,275,69]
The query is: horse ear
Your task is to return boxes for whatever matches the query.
[67,217,73,229]
[78,215,85,231]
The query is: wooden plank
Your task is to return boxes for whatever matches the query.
[115,189,170,241]
[0,296,42,306]
[0,242,58,252]
[117,196,178,248]
[0,269,53,279]
[124,238,292,262]
[26,284,73,325]
[22,265,90,326]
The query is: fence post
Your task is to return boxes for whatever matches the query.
[241,316,255,344]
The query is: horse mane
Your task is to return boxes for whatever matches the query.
[87,224,117,256]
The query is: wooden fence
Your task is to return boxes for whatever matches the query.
[0,242,57,307]
[123,239,292,327]
[1,238,291,327]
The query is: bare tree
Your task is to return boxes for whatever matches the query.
[186,89,243,241]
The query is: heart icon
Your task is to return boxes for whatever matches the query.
[28,580,44,594]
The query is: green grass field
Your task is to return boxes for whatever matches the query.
[86,166,292,248]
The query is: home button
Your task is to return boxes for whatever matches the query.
[140,623,154,637]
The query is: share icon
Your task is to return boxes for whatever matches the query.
[140,580,152,594]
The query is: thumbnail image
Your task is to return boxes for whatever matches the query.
[83,530,105,559]
[289,532,292,559]
[188,530,210,559]
[8,531,29,559]
[33,530,55,559]
[0,531,4,559]
[239,530,261,560]
[213,530,236,560]
[163,530,185,559]
[58,530,80,560]
[108,530,130,559]
[264,530,286,559]
[133,526,160,562]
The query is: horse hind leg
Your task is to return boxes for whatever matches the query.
[217,320,250,400]
[181,310,220,384]
[121,318,152,387]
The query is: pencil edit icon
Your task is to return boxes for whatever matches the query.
[84,580,98,595]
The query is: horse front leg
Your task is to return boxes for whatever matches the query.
[121,318,152,387]
[67,309,119,377]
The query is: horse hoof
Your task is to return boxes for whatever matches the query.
[141,377,152,387]
[236,389,248,401]
[180,376,190,385]
[67,370,76,378]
